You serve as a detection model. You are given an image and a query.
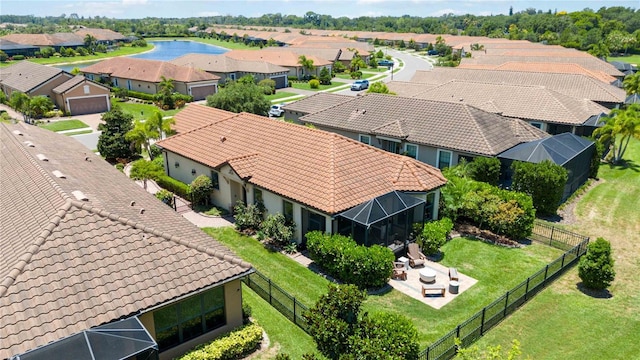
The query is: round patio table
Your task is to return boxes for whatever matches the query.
[419,267,436,283]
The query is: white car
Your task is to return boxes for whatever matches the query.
[269,104,285,117]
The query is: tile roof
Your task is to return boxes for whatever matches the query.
[0,123,252,358]
[299,93,548,157]
[410,68,625,104]
[282,93,353,115]
[171,53,289,74]
[0,38,39,51]
[385,81,438,98]
[458,61,617,84]
[1,33,84,47]
[224,49,332,67]
[81,57,220,83]
[0,61,69,93]
[74,28,127,42]
[460,55,623,77]
[157,104,447,214]
[52,74,110,94]
[172,102,236,133]
[408,80,610,125]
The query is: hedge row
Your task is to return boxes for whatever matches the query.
[176,324,263,360]
[306,231,394,289]
[155,175,190,198]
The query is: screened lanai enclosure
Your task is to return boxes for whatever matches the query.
[335,191,426,253]
[13,317,158,360]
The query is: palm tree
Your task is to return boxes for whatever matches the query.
[126,119,158,158]
[9,92,31,123]
[146,111,175,141]
[158,76,175,109]
[297,55,314,79]
[594,104,640,164]
[623,73,640,95]
[83,34,97,53]
[129,159,163,190]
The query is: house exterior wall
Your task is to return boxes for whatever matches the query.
[57,81,111,113]
[138,279,244,360]
[114,77,158,94]
[29,74,74,107]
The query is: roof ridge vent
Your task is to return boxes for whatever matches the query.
[24,141,35,147]
[52,170,66,178]
[13,130,23,136]
[36,153,49,161]
[72,190,89,201]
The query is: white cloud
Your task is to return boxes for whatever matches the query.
[122,0,148,4]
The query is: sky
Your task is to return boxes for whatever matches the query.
[1,0,639,19]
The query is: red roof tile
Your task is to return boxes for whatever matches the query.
[81,57,219,83]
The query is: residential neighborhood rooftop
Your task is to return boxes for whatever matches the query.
[224,49,332,67]
[282,92,354,115]
[457,61,617,84]
[0,61,68,92]
[81,57,220,83]
[171,53,289,74]
[157,104,447,214]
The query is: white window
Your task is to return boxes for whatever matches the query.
[359,134,371,145]
[83,85,90,94]
[437,149,453,169]
[405,144,418,159]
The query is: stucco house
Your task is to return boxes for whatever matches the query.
[1,122,253,360]
[0,61,110,115]
[171,53,290,88]
[224,49,332,79]
[156,104,447,249]
[81,57,220,100]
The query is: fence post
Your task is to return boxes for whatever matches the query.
[504,291,509,317]
[456,324,461,339]
[544,264,549,281]
[525,278,530,300]
[293,297,297,325]
[426,346,429,360]
[561,253,566,268]
[247,274,251,287]
[269,278,272,303]
[480,308,486,335]
[550,226,555,245]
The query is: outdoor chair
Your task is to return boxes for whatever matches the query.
[392,262,407,280]
[407,243,426,268]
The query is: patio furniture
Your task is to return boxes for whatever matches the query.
[397,256,410,270]
[422,283,446,297]
[449,280,460,294]
[419,267,436,283]
[392,262,407,280]
[407,243,426,267]
[449,267,459,281]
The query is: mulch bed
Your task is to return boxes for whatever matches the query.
[454,223,522,248]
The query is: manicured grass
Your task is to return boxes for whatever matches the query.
[290,80,346,91]
[39,119,88,132]
[608,54,640,65]
[147,37,259,51]
[334,72,378,80]
[204,227,562,348]
[64,129,94,136]
[111,99,182,121]
[474,138,640,358]
[28,44,153,65]
[243,288,319,359]
[266,92,298,102]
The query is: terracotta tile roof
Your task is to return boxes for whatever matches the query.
[52,75,109,94]
[410,68,625,104]
[157,104,446,214]
[0,123,252,358]
[0,61,70,92]
[1,33,84,47]
[491,62,617,84]
[171,53,289,74]
[172,102,236,133]
[81,57,220,83]
[282,93,353,115]
[386,81,438,97]
[74,28,127,42]
[460,55,623,77]
[409,80,610,125]
[299,93,548,157]
[224,49,332,67]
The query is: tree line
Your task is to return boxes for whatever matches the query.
[3,6,640,54]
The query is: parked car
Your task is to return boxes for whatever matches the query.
[378,59,394,67]
[351,80,370,91]
[269,104,285,117]
[427,50,439,56]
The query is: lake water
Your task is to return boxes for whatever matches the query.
[55,40,228,72]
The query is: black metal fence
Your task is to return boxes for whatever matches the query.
[419,222,590,360]
[243,270,310,332]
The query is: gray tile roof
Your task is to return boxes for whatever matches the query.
[299,93,549,156]
[459,55,623,77]
[282,93,353,115]
[0,123,252,358]
[407,80,610,125]
[410,68,626,104]
[52,75,109,94]
[0,61,69,92]
[171,53,289,74]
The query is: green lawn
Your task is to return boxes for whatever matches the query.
[64,129,94,136]
[474,138,640,359]
[243,288,319,359]
[32,45,152,66]
[266,92,299,102]
[204,227,562,348]
[291,80,346,91]
[146,37,259,51]
[335,72,378,80]
[39,119,88,132]
[111,99,182,121]
[608,54,640,65]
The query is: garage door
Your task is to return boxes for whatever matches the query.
[271,75,287,89]
[68,96,109,115]
[190,85,216,101]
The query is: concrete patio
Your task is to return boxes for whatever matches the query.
[389,260,478,309]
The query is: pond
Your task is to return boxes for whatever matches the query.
[55,40,228,72]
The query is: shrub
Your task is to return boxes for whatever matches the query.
[511,160,568,216]
[350,70,363,79]
[416,217,454,255]
[156,175,189,198]
[242,301,252,324]
[131,39,148,47]
[125,90,156,101]
[468,157,501,185]
[319,67,331,85]
[176,324,263,360]
[0,50,8,62]
[149,144,163,160]
[258,78,276,95]
[12,55,25,60]
[578,237,616,290]
[332,61,346,73]
[260,213,295,246]
[234,200,264,233]
[309,79,320,89]
[188,175,213,206]
[307,231,394,289]
[155,189,174,207]
[114,163,125,172]
[589,139,604,179]
[353,312,420,359]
